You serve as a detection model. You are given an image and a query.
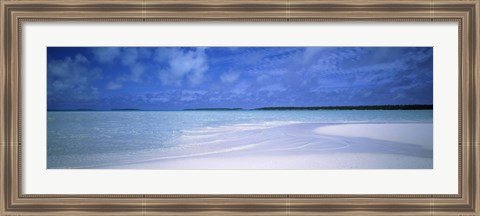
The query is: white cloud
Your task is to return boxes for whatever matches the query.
[74,54,89,63]
[220,72,239,83]
[170,48,208,80]
[180,95,196,102]
[150,97,170,103]
[187,68,206,85]
[256,74,269,83]
[121,48,138,65]
[259,84,286,97]
[106,81,123,90]
[48,59,70,77]
[93,48,148,90]
[182,90,207,95]
[130,65,145,83]
[157,48,209,86]
[47,54,101,100]
[104,65,144,90]
[153,48,175,63]
[92,47,121,63]
[51,80,70,90]
[231,82,249,95]
[158,69,180,86]
[302,47,325,63]
[259,84,285,92]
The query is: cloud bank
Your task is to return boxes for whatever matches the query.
[47,47,433,110]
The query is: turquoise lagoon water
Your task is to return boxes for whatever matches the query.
[47,110,433,168]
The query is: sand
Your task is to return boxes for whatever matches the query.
[314,123,433,147]
[100,122,433,169]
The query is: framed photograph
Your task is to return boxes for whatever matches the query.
[1,0,478,215]
[46,46,435,170]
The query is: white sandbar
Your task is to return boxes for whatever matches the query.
[101,122,433,169]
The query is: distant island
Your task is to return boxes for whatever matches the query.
[254,104,433,110]
[47,108,141,111]
[184,108,243,111]
[47,108,96,111]
[185,105,432,111]
[48,104,433,112]
[111,108,141,111]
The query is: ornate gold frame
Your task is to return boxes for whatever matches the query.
[1,0,479,215]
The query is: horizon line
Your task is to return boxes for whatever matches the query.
[47,104,434,111]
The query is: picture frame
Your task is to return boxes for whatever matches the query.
[1,0,478,215]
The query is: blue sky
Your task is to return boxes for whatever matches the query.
[47,47,433,110]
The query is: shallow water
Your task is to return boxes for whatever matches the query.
[47,110,433,169]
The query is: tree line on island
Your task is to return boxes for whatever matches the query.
[48,104,433,111]
[185,104,433,111]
